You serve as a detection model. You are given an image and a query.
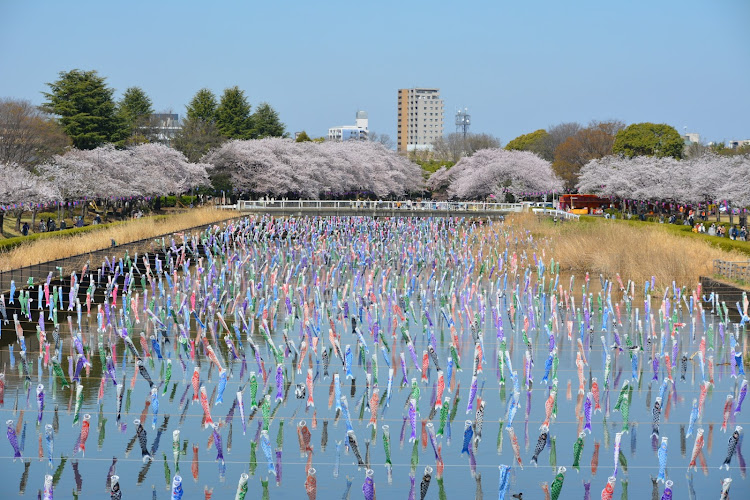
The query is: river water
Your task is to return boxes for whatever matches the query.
[0,215,745,499]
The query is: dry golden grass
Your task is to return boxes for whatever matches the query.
[506,212,746,286]
[0,209,234,271]
[4,209,743,289]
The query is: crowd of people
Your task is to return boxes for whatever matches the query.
[20,214,102,236]
[649,212,748,241]
[692,222,748,240]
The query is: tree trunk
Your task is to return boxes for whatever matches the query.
[31,208,37,230]
[15,211,22,232]
[729,202,734,226]
[0,211,4,236]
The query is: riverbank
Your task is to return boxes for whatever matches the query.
[514,212,749,286]
[0,208,234,271]
[3,208,748,287]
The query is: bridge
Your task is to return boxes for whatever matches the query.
[219,199,526,218]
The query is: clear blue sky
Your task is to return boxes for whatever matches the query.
[1,0,748,145]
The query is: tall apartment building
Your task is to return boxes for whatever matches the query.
[397,88,444,152]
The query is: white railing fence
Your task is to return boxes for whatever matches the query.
[531,208,581,221]
[221,199,527,213]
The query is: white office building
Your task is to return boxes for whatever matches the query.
[729,139,750,149]
[683,132,700,144]
[328,111,369,141]
[147,113,181,145]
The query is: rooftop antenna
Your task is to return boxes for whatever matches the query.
[455,108,470,141]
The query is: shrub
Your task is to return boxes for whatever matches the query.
[161,195,197,207]
[36,211,59,220]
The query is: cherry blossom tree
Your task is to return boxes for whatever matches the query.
[38,143,211,199]
[710,154,750,224]
[119,143,212,197]
[577,153,750,220]
[578,155,691,215]
[2,143,212,232]
[37,145,122,201]
[687,153,724,207]
[0,162,60,233]
[427,148,563,200]
[426,166,452,193]
[204,138,424,198]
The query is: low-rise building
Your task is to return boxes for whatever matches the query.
[328,111,368,141]
[728,139,750,149]
[683,132,700,144]
[148,113,181,145]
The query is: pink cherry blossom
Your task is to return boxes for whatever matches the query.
[428,149,563,199]
[576,153,750,207]
[204,138,424,198]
